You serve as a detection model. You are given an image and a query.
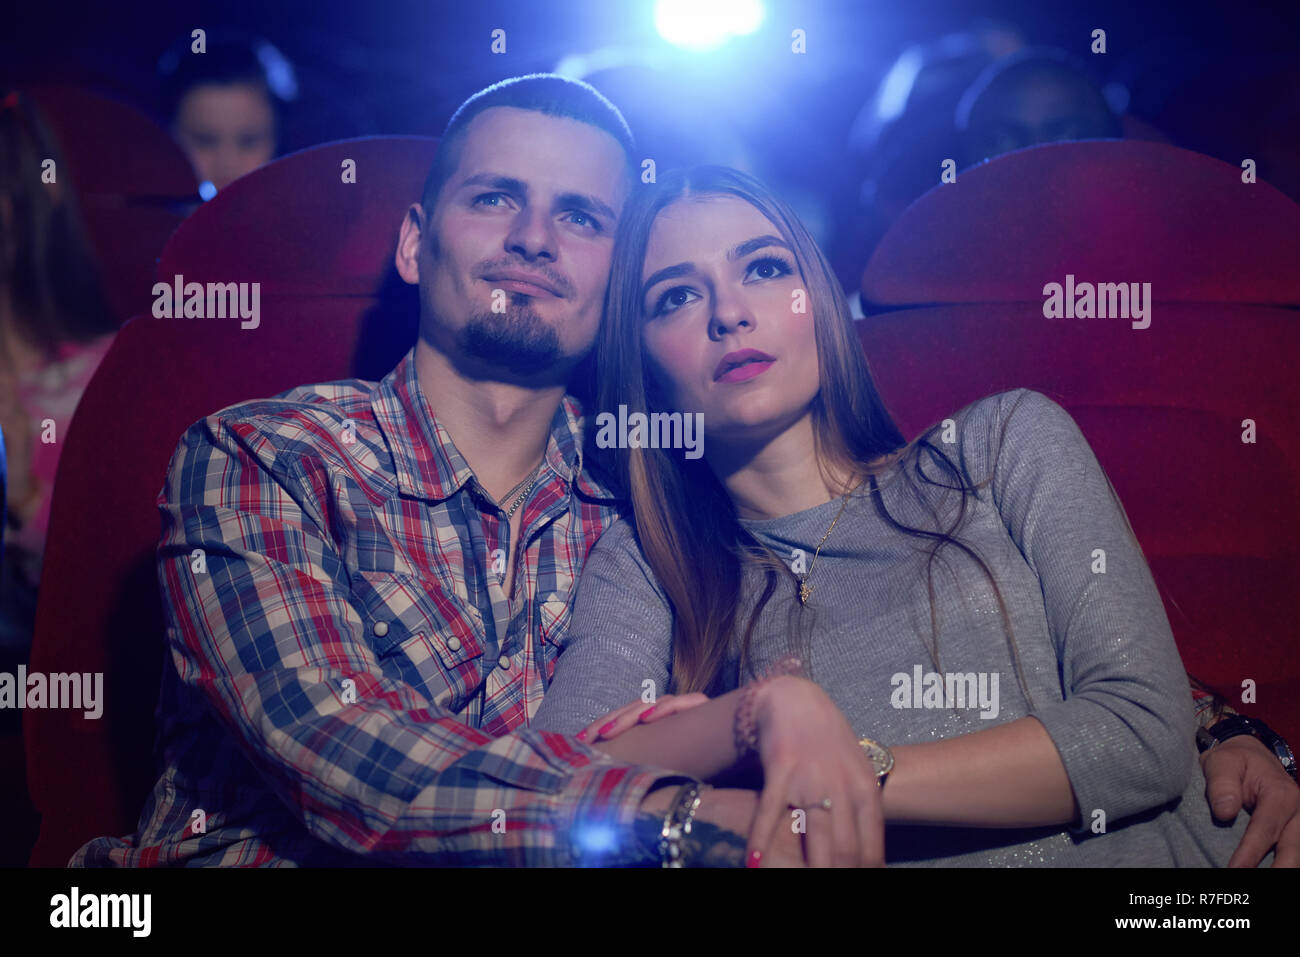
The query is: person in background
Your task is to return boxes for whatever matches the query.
[158,33,297,193]
[956,48,1122,167]
[0,90,118,653]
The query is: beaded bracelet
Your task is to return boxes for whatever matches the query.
[733,655,804,761]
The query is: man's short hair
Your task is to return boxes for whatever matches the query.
[420,73,636,214]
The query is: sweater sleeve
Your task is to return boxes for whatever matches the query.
[532,519,677,734]
[987,389,1196,830]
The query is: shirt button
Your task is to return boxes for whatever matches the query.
[498,655,511,670]
[373,621,389,637]
[447,637,462,652]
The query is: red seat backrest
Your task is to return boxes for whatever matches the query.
[24,135,438,867]
[24,85,198,323]
[858,140,1300,745]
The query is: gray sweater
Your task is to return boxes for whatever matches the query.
[533,389,1266,866]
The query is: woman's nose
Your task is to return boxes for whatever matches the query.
[709,288,755,339]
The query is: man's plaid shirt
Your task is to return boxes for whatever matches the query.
[71,346,690,866]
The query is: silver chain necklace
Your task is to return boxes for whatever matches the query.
[500,464,541,519]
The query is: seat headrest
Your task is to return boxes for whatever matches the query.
[159,136,439,297]
[861,140,1300,307]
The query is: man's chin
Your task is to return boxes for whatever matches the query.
[455,309,568,380]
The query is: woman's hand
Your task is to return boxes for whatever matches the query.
[576,692,710,743]
[749,675,885,868]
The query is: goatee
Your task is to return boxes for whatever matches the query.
[457,300,561,374]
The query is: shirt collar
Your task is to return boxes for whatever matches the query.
[372,347,620,504]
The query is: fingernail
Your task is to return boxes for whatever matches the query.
[639,706,657,720]
[747,850,762,868]
[598,721,616,736]
[576,729,588,741]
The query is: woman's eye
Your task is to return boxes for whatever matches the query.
[745,256,793,281]
[651,286,699,317]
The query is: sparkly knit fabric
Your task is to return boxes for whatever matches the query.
[533,389,1265,866]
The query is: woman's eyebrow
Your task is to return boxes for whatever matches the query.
[641,235,793,299]
[727,234,791,260]
[642,262,694,298]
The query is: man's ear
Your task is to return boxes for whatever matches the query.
[394,203,425,285]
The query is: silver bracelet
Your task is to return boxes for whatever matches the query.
[658,781,703,868]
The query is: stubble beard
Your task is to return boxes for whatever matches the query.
[457,296,563,376]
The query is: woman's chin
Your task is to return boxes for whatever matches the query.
[706,406,809,446]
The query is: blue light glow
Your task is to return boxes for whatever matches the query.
[654,0,765,52]
[574,824,618,855]
[198,180,218,201]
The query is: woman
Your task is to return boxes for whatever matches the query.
[1,90,118,651]
[531,165,1265,867]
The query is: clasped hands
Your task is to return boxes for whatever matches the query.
[586,675,884,867]
[589,676,1300,867]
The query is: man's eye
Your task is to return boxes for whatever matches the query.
[565,210,602,232]
[651,286,698,317]
[473,193,508,208]
[745,256,793,281]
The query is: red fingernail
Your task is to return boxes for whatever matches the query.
[747,850,762,868]
[576,729,588,741]
[639,706,657,720]
[598,721,616,736]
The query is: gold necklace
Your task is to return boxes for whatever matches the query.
[797,489,853,604]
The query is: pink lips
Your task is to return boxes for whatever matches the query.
[714,349,776,383]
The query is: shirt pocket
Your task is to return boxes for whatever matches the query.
[538,590,574,647]
[536,590,573,682]
[351,569,486,712]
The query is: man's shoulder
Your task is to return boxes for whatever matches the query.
[175,374,389,473]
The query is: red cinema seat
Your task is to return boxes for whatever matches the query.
[24,85,199,324]
[858,139,1300,747]
[24,135,438,867]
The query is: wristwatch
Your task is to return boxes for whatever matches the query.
[1197,715,1297,782]
[859,737,894,787]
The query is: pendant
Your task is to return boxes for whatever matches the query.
[799,581,812,604]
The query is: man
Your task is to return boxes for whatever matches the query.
[71,74,1297,867]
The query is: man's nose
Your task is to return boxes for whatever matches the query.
[504,206,557,262]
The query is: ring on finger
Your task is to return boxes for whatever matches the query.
[790,798,834,811]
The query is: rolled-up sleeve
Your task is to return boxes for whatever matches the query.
[161,415,684,866]
[533,519,676,734]
[990,390,1196,829]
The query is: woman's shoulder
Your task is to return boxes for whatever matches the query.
[935,388,1083,464]
[891,389,1087,501]
[583,515,670,602]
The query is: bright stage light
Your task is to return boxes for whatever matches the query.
[654,0,765,52]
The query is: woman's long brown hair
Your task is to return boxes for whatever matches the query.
[0,90,117,357]
[595,165,1033,702]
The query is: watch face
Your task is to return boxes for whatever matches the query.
[859,738,894,778]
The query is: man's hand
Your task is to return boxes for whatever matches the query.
[636,786,807,867]
[1201,734,1299,867]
